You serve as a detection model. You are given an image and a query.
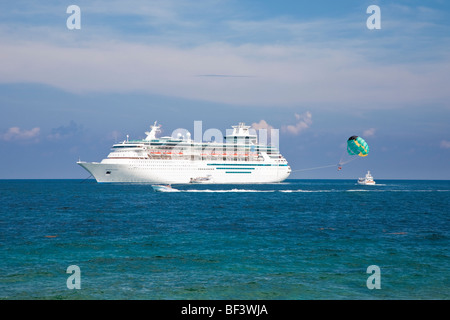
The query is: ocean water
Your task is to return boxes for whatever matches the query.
[0,179,448,300]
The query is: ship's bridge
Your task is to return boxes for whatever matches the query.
[225,122,257,145]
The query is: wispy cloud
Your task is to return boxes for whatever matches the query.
[440,140,450,149]
[0,1,449,109]
[363,128,376,137]
[196,74,255,78]
[48,120,82,140]
[2,39,448,109]
[282,112,312,135]
[1,126,40,141]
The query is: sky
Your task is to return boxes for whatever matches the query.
[0,0,449,179]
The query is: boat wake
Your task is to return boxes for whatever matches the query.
[184,189,275,193]
[280,189,333,193]
[153,187,450,193]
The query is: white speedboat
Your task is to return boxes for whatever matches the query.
[357,171,376,185]
[151,184,179,192]
[190,175,213,184]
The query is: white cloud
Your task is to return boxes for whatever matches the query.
[1,127,40,141]
[1,37,449,109]
[440,140,450,149]
[282,112,312,135]
[363,128,376,137]
[251,120,274,132]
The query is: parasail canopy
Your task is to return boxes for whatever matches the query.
[347,136,369,157]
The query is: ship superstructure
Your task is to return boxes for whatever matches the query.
[77,122,291,184]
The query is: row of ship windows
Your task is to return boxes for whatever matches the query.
[126,165,216,169]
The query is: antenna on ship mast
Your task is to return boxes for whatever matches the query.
[145,121,161,140]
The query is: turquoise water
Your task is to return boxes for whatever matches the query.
[0,179,448,299]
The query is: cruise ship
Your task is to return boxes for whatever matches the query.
[77,122,291,184]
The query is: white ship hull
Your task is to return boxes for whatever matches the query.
[357,180,376,185]
[78,159,290,184]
